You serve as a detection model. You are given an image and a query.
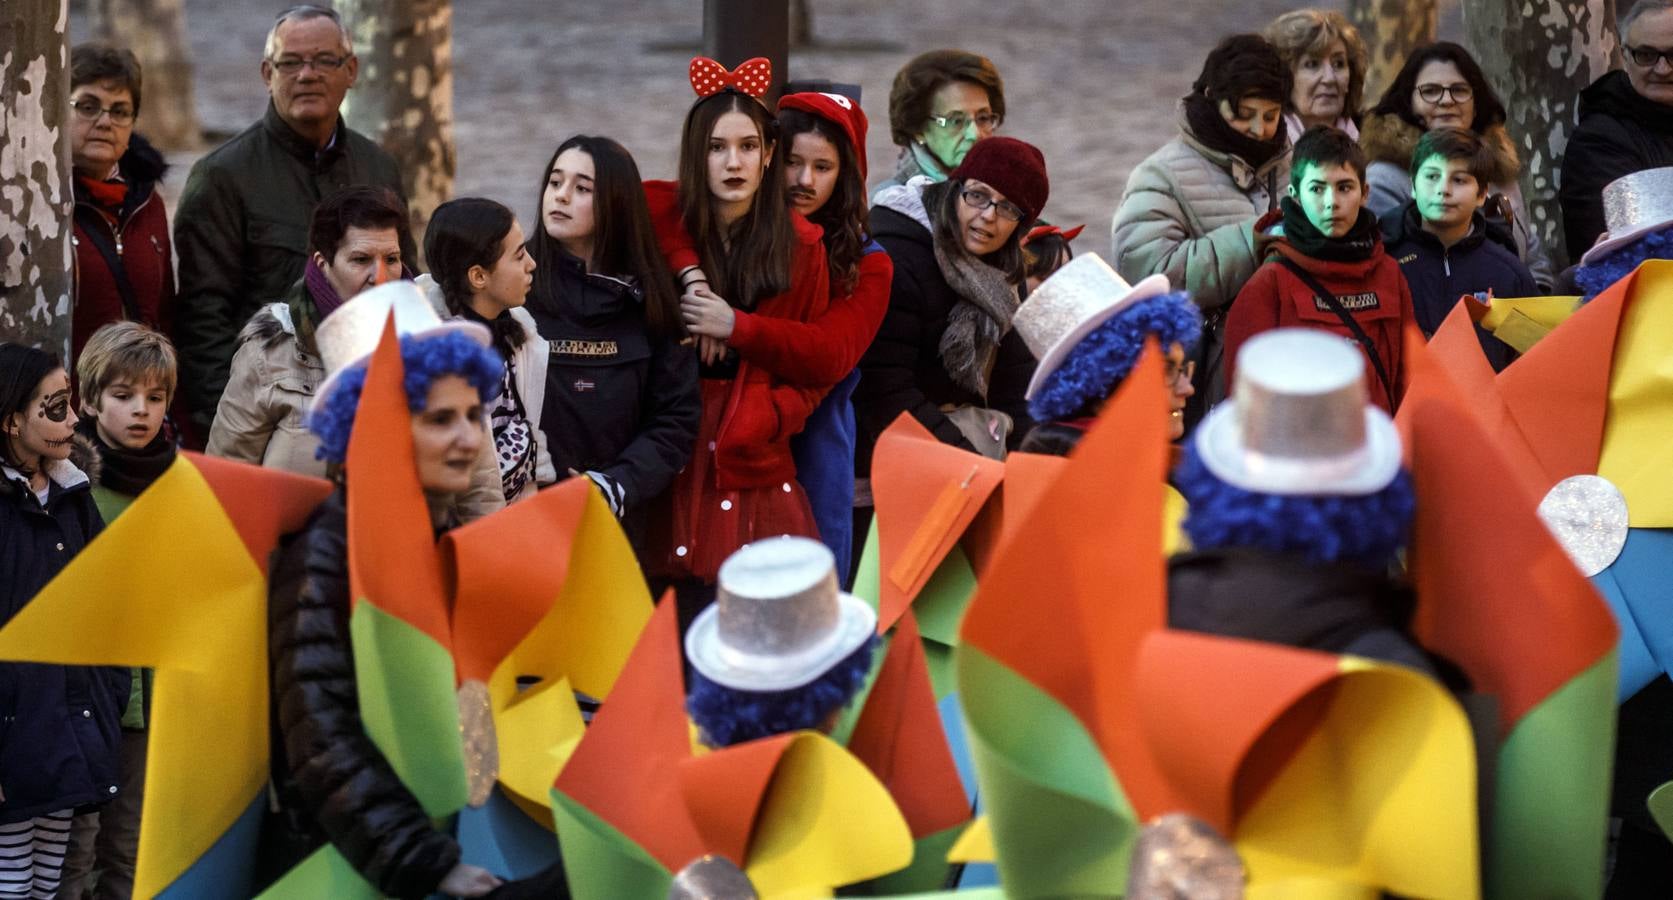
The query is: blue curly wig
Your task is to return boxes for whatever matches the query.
[1574,230,1673,303]
[1174,437,1415,569]
[687,634,879,748]
[1028,291,1201,422]
[308,330,504,464]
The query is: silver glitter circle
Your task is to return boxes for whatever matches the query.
[668,855,758,900]
[1537,475,1629,577]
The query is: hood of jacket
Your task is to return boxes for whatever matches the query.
[1579,69,1673,136]
[1360,110,1521,186]
[871,175,937,238]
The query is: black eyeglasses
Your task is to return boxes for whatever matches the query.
[1415,83,1473,104]
[1163,358,1197,386]
[1627,44,1673,68]
[71,98,135,126]
[929,111,1002,133]
[959,189,1025,222]
[269,54,349,75]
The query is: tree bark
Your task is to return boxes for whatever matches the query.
[1347,0,1439,106]
[0,0,75,356]
[338,0,454,268]
[86,0,201,150]
[1464,0,1620,269]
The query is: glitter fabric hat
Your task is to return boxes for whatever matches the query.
[1013,252,1172,400]
[1195,328,1402,495]
[1579,166,1673,266]
[312,280,491,413]
[685,536,877,692]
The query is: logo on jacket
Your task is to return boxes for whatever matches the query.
[572,378,597,393]
[1314,292,1381,312]
[551,339,618,358]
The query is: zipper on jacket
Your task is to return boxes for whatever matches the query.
[1443,249,1450,278]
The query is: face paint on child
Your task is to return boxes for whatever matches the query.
[40,389,71,423]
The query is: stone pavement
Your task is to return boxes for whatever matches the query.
[71,0,1432,253]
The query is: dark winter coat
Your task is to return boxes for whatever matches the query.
[1167,548,1440,679]
[71,134,175,366]
[172,103,413,434]
[1380,202,1535,371]
[1560,71,1673,257]
[523,249,699,540]
[854,205,1035,474]
[267,490,459,898]
[0,439,127,826]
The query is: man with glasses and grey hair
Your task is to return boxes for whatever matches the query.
[1559,0,1673,257]
[171,4,413,442]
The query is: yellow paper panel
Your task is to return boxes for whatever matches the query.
[1235,664,1479,900]
[1480,296,1581,333]
[1163,484,1188,556]
[1598,265,1673,527]
[745,734,913,896]
[947,816,995,863]
[494,675,586,810]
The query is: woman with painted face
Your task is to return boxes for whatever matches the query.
[1264,10,1368,143]
[523,135,699,545]
[423,197,553,504]
[1361,42,1552,289]
[1112,33,1292,426]
[872,49,1006,201]
[639,58,838,605]
[856,135,1049,477]
[0,344,126,900]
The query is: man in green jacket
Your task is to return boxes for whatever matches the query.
[171,4,414,439]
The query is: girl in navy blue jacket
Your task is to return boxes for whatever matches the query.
[0,343,125,898]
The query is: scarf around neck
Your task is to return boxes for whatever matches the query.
[1279,196,1380,263]
[76,417,175,496]
[304,256,349,321]
[1183,94,1287,171]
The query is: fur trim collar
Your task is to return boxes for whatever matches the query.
[237,302,297,350]
[1,433,97,500]
[872,175,936,234]
[1359,111,1520,185]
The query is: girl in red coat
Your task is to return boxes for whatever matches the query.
[642,58,837,596]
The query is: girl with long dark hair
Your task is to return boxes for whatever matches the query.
[640,58,841,596]
[423,196,550,503]
[522,135,700,540]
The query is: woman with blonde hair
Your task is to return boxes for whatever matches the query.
[1263,9,1369,143]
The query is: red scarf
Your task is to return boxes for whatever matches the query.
[79,174,128,213]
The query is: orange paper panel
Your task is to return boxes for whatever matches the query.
[679,733,798,865]
[184,453,332,576]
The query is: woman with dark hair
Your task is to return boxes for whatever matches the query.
[422,197,550,504]
[0,344,124,899]
[1112,33,1291,423]
[857,135,1048,477]
[639,58,839,599]
[1361,41,1552,288]
[522,135,699,539]
[874,49,1007,199]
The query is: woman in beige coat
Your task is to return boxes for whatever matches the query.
[1111,34,1291,425]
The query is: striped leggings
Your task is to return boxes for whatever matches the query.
[0,811,71,900]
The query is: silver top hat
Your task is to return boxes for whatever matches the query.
[1195,329,1401,495]
[684,536,876,692]
[1581,166,1673,265]
[311,280,491,412]
[1013,253,1172,400]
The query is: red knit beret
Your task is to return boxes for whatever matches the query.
[777,91,870,179]
[949,136,1049,225]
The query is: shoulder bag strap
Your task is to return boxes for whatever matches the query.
[1275,256,1396,411]
[74,205,143,322]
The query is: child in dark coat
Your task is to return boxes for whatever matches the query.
[1380,127,1536,371]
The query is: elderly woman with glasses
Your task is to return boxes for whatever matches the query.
[66,43,177,384]
[1361,41,1552,288]
[855,136,1048,482]
[871,49,1006,201]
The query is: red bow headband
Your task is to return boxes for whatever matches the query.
[689,56,773,99]
[1024,224,1085,246]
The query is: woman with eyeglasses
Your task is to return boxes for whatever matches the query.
[871,49,1006,201]
[1361,42,1552,289]
[856,136,1048,475]
[66,44,177,403]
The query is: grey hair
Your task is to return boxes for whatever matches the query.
[1620,0,1673,42]
[263,5,353,59]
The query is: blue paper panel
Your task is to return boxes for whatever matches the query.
[457,787,563,881]
[1593,528,1673,701]
[155,792,264,900]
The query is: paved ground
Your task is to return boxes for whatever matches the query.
[69,0,1459,251]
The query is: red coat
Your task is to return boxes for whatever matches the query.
[643,180,836,489]
[71,136,175,365]
[1224,239,1415,412]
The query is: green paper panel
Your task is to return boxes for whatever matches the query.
[872,890,1004,899]
[1487,652,1616,900]
[923,640,956,700]
[830,630,894,747]
[549,789,674,900]
[254,844,378,900]
[912,547,978,647]
[854,516,882,612]
[846,824,963,896]
[957,647,1137,896]
[350,601,469,818]
[1648,782,1673,841]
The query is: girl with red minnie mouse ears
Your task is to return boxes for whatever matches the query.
[640,58,850,624]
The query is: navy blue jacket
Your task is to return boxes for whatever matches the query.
[1380,202,1536,372]
[0,448,126,825]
